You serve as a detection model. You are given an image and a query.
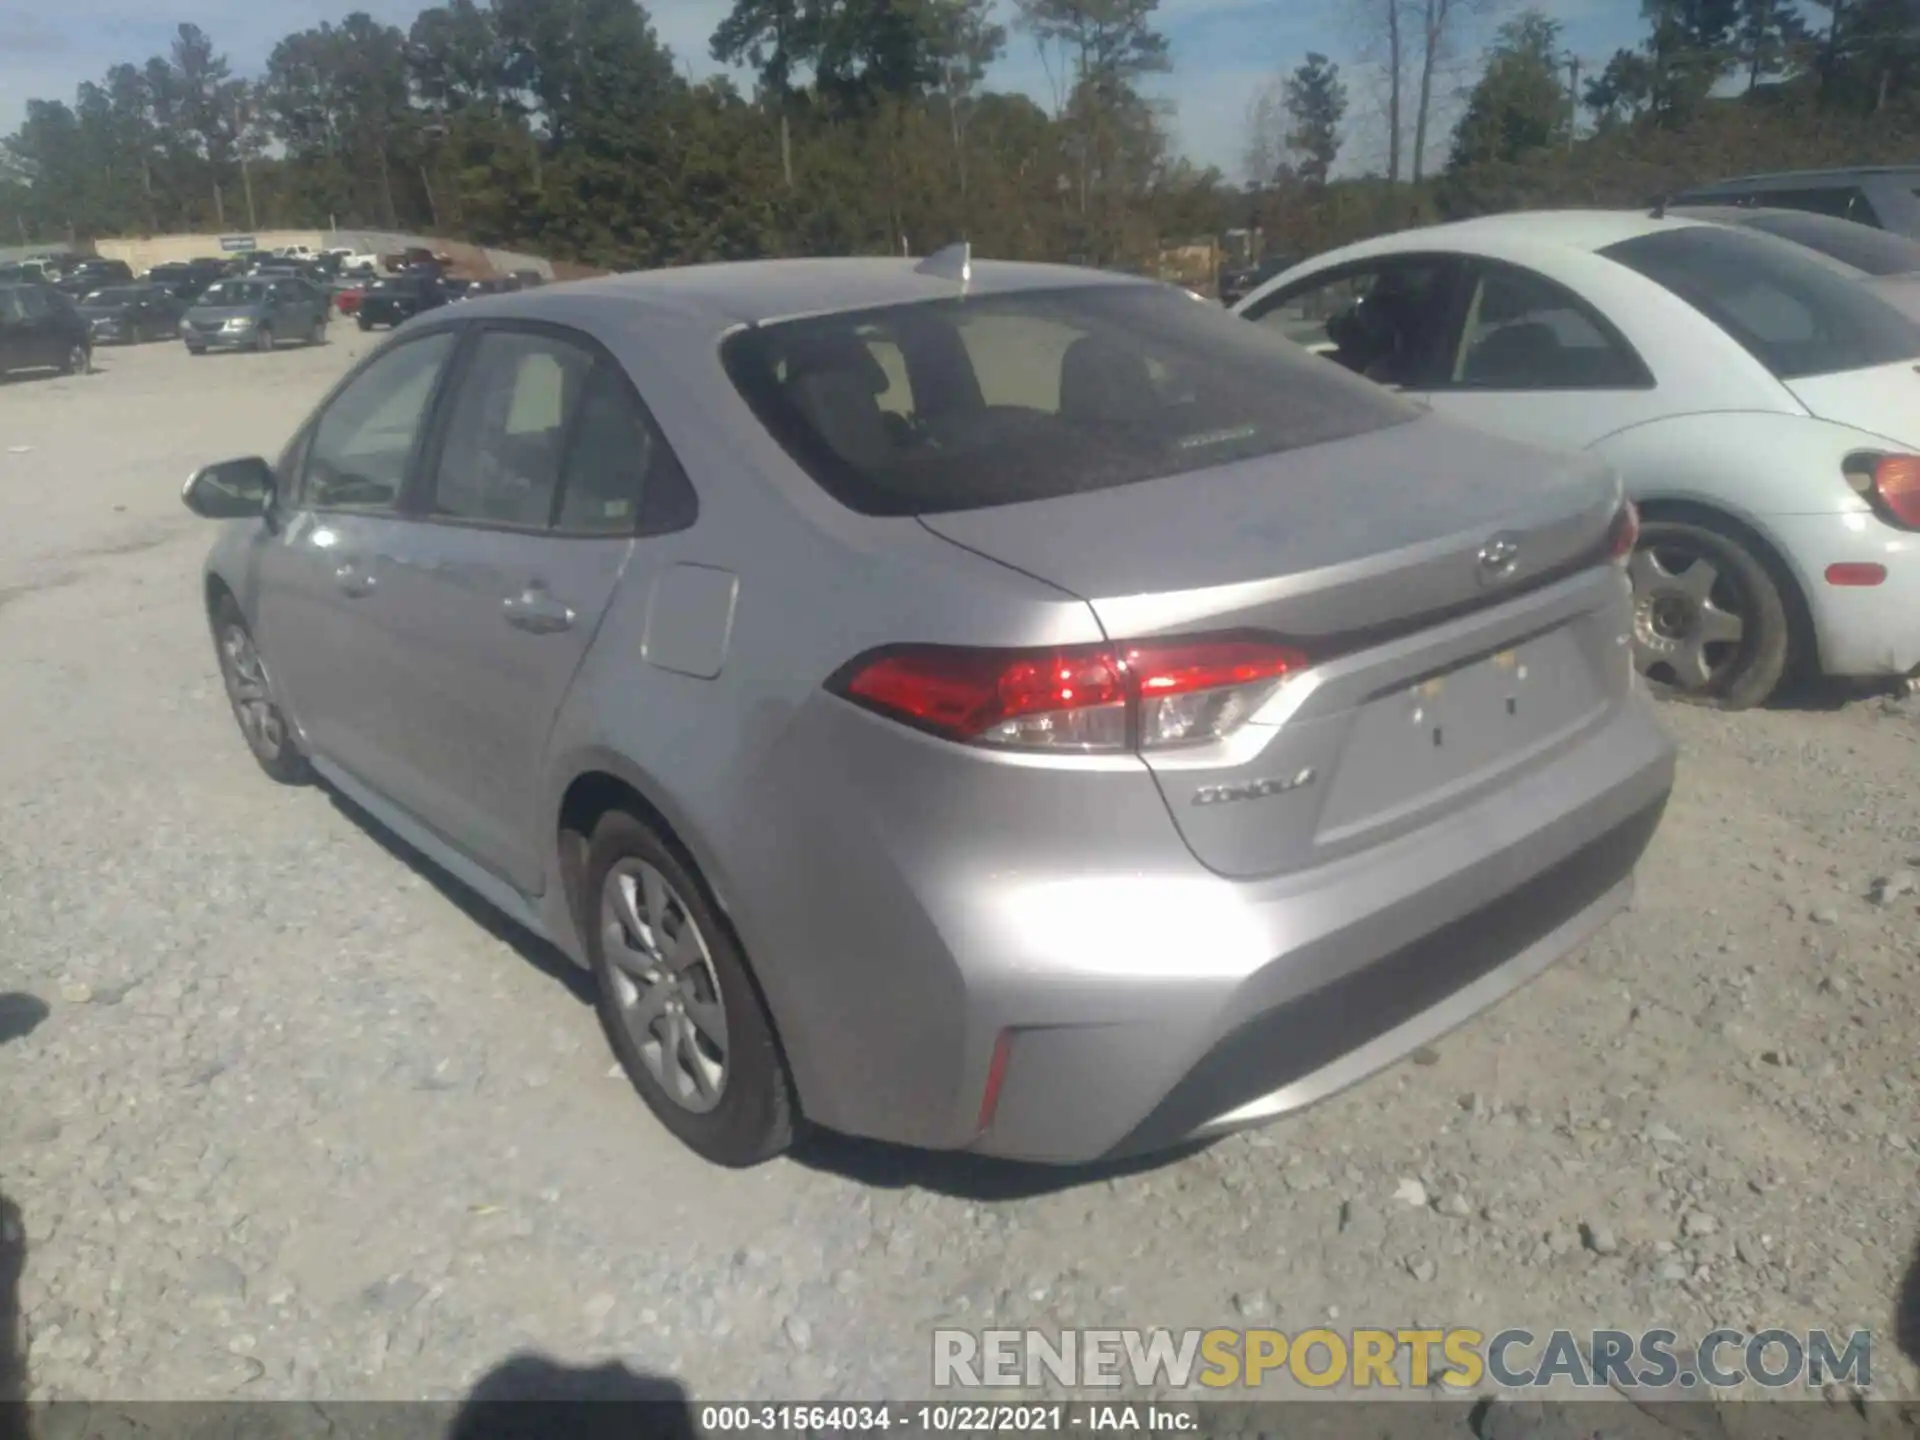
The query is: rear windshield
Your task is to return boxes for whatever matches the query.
[199,281,266,306]
[1604,226,1920,379]
[1732,211,1920,277]
[721,283,1420,516]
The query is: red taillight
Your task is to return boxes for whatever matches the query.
[832,635,1307,752]
[1607,500,1640,563]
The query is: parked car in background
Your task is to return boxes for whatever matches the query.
[355,273,447,330]
[1218,254,1295,308]
[54,258,134,298]
[510,270,547,289]
[1668,205,1920,320]
[76,283,185,344]
[459,277,523,300]
[1238,211,1920,710]
[181,276,330,354]
[178,254,1674,1167]
[331,280,369,317]
[1665,167,1920,240]
[0,282,90,377]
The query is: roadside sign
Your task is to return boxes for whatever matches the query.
[218,235,258,252]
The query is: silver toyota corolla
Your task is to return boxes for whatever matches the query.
[183,250,1676,1168]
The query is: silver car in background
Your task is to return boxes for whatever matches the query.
[1670,204,1920,320]
[182,254,1675,1168]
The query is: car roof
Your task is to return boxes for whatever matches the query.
[537,256,1151,328]
[1306,209,1712,265]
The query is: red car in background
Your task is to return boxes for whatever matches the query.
[333,283,368,317]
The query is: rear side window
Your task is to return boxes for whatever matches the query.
[1447,263,1651,390]
[430,330,593,529]
[722,284,1420,516]
[554,364,697,535]
[1605,226,1920,379]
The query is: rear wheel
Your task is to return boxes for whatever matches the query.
[584,811,796,1167]
[357,315,373,332]
[211,597,309,784]
[1628,518,1790,711]
[59,343,89,376]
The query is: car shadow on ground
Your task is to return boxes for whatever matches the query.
[319,785,596,1007]
[318,784,1207,1200]
[1897,1227,1920,1369]
[791,1129,1215,1201]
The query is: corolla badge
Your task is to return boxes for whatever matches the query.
[1476,533,1522,585]
[1192,769,1317,807]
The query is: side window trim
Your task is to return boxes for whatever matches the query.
[1431,258,1657,394]
[301,328,465,518]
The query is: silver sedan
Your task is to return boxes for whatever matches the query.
[182,252,1674,1167]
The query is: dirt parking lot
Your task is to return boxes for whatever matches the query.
[2,337,1918,1410]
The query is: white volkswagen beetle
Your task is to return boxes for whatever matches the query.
[1236,211,1920,708]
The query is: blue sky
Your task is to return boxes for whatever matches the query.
[0,0,1645,180]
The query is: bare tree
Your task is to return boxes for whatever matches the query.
[1242,72,1286,187]
[1409,0,1503,181]
[1348,0,1406,180]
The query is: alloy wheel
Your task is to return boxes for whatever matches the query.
[1628,543,1748,693]
[599,859,730,1114]
[218,624,286,759]
[65,345,89,375]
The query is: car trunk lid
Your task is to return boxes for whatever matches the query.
[920,415,1634,879]
[1786,356,1920,449]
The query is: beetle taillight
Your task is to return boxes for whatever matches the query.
[832,636,1307,753]
[1607,500,1640,564]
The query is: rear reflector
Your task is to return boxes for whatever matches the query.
[1607,500,1640,563]
[832,635,1307,753]
[976,1031,1012,1133]
[1825,563,1887,587]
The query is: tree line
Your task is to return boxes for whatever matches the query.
[1247,0,1920,264]
[3,0,1917,279]
[0,0,1234,272]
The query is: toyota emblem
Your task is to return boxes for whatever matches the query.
[1476,533,1521,584]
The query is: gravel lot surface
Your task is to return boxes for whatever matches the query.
[1,339,1917,1416]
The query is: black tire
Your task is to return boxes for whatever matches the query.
[584,810,796,1167]
[356,315,374,332]
[59,343,89,376]
[210,596,311,784]
[1629,518,1791,711]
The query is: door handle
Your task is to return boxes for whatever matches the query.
[502,586,575,634]
[334,560,377,598]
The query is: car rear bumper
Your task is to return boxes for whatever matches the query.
[1766,512,1920,677]
[739,676,1673,1165]
[969,693,1673,1163]
[184,331,255,351]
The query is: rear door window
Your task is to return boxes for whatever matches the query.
[1604,225,1920,379]
[552,362,697,536]
[428,330,593,529]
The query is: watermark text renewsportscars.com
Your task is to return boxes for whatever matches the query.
[932,1327,1872,1392]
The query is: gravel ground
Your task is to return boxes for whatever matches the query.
[2,339,1918,1415]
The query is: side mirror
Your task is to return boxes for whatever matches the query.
[182,457,275,519]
